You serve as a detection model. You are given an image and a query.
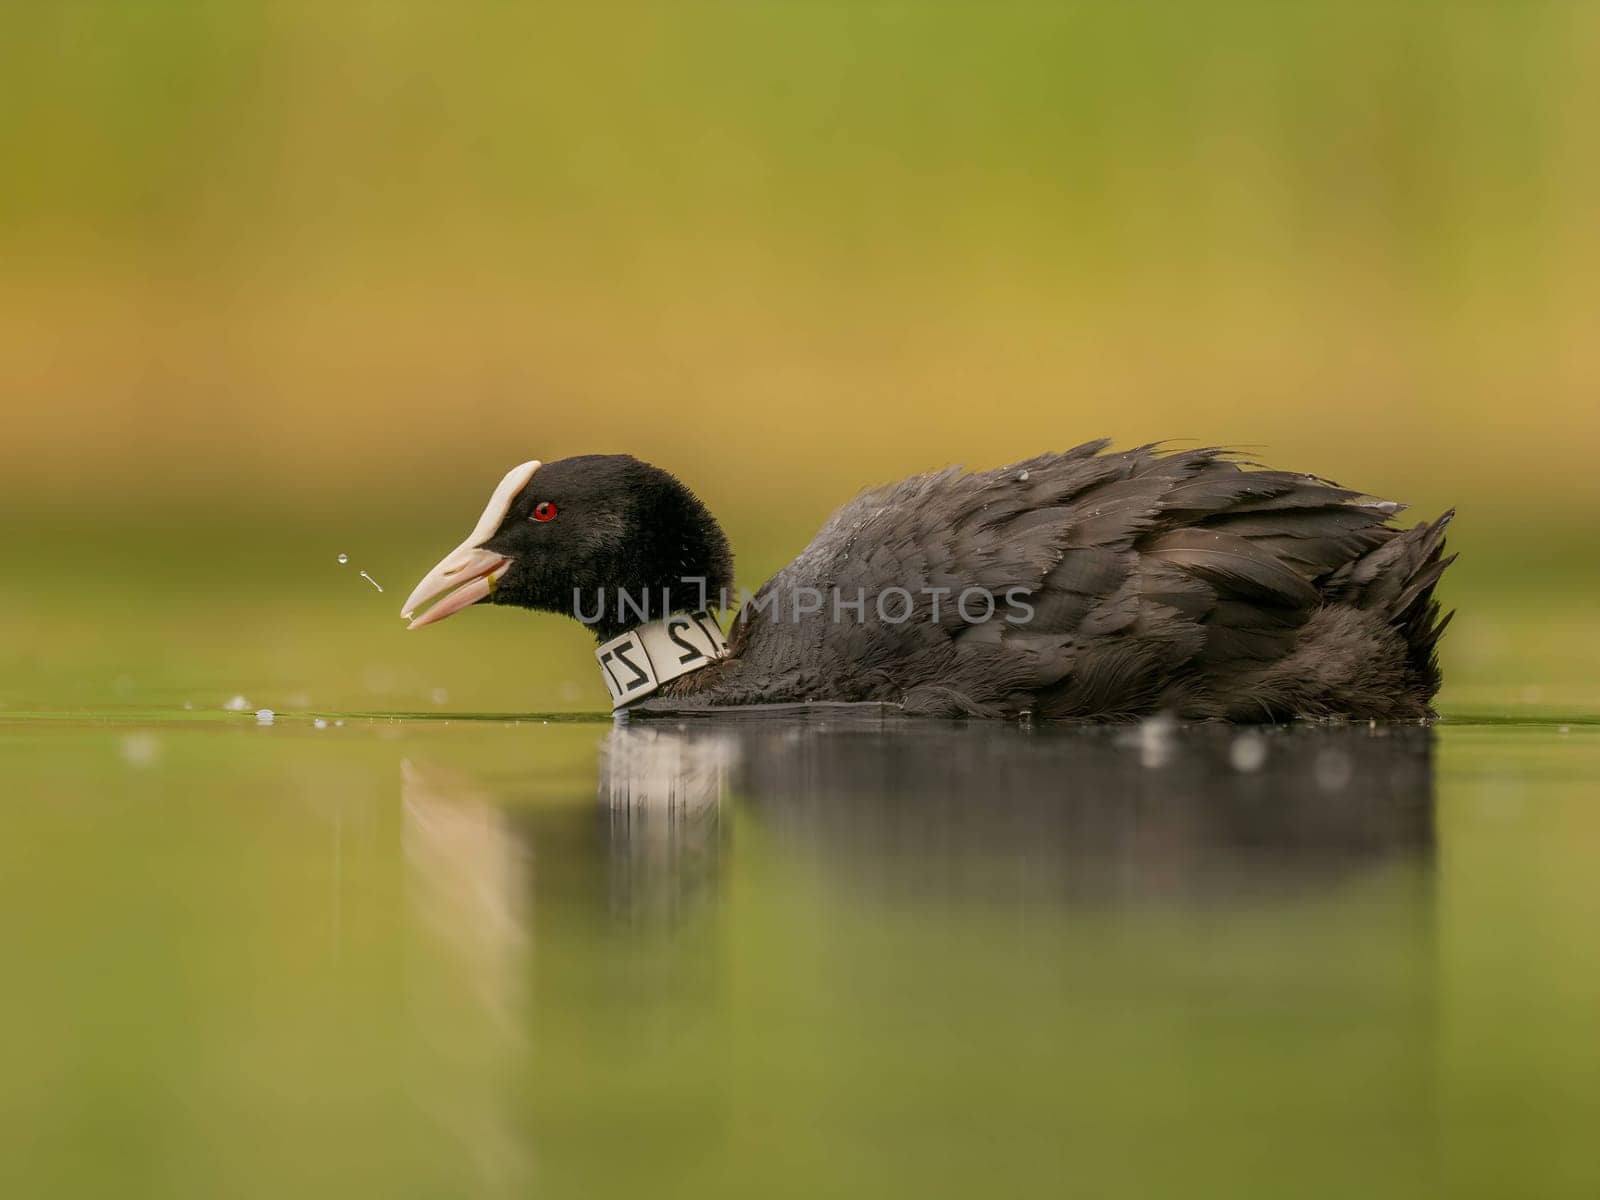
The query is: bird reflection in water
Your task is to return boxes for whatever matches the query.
[398,759,532,1196]
[603,714,1435,908]
[398,716,1436,1193]
[599,724,734,924]
[403,715,1437,934]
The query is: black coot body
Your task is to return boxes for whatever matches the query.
[406,441,1455,722]
[653,442,1453,721]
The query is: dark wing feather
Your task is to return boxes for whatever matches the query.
[703,443,1451,720]
[1145,529,1320,608]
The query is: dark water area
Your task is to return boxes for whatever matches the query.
[2,712,1596,1198]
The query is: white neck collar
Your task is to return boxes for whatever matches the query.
[595,611,728,710]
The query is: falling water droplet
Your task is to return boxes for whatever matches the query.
[337,553,349,565]
[359,571,384,593]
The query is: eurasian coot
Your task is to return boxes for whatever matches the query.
[402,443,1453,721]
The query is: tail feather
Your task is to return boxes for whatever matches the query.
[1336,509,1456,696]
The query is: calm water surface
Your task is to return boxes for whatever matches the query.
[2,712,1596,1198]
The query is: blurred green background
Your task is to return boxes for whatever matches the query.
[2,1,1596,715]
[4,10,1600,1200]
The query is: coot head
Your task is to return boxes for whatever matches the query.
[402,454,733,640]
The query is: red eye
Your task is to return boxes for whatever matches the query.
[532,501,557,522]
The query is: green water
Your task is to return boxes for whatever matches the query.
[2,711,1596,1198]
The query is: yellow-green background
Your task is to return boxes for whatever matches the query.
[4,11,1600,1199]
[3,1,1596,716]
